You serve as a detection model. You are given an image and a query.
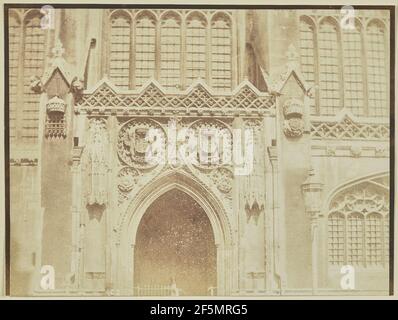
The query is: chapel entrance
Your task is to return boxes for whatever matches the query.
[134,189,217,296]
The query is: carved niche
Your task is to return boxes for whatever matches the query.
[283,98,304,138]
[85,118,109,206]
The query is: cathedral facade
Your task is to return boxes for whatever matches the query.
[8,7,391,296]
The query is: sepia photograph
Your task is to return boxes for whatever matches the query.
[1,1,394,299]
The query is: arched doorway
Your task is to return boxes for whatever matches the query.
[134,189,217,295]
[115,170,233,296]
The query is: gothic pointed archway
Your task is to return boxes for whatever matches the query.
[114,170,234,296]
[134,188,217,295]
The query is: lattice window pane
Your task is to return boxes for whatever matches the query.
[319,21,341,115]
[160,17,181,89]
[347,213,364,265]
[299,19,316,115]
[136,16,156,87]
[365,213,383,265]
[186,17,206,86]
[109,16,130,89]
[343,25,365,116]
[383,215,389,265]
[367,22,388,117]
[9,15,21,141]
[328,213,345,265]
[23,16,45,143]
[211,17,232,90]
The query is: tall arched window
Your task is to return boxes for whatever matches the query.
[318,19,341,115]
[23,14,46,142]
[211,14,232,90]
[109,13,131,89]
[135,14,156,87]
[9,14,21,140]
[186,14,206,86]
[160,14,181,89]
[342,21,365,116]
[299,17,316,114]
[299,14,389,117]
[366,20,388,117]
[327,179,389,267]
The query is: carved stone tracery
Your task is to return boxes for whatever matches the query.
[75,81,275,116]
[328,176,389,267]
[330,184,389,216]
[311,116,389,140]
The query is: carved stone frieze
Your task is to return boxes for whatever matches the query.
[311,116,389,140]
[75,80,275,117]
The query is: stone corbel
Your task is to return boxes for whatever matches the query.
[29,75,43,94]
[70,77,85,102]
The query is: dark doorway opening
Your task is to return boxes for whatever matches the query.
[134,189,217,296]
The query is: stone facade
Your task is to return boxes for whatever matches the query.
[8,8,390,296]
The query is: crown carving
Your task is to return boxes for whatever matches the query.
[46,96,66,114]
[283,98,303,118]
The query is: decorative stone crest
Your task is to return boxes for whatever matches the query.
[350,145,362,158]
[117,119,166,170]
[211,167,233,195]
[326,146,336,156]
[189,119,232,171]
[283,98,304,138]
[375,146,388,157]
[118,167,140,193]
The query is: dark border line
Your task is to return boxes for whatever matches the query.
[4,4,10,296]
[388,7,395,297]
[2,4,397,9]
[2,3,396,297]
